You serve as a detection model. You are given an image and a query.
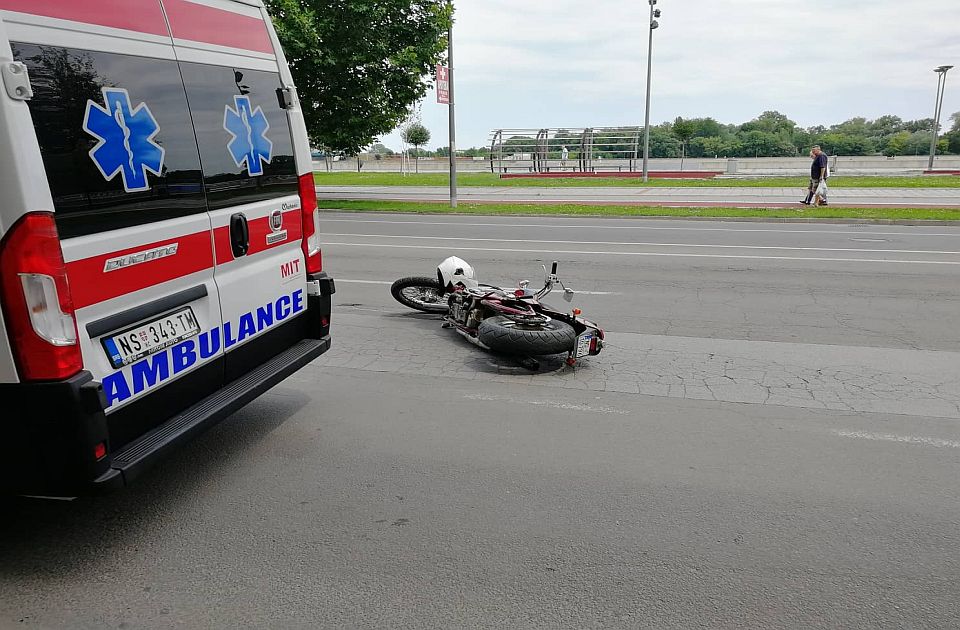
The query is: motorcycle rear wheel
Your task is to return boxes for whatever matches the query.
[390,276,449,313]
[478,315,577,356]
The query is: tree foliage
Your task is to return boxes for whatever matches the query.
[401,122,430,171]
[402,122,431,150]
[645,110,960,158]
[265,0,452,154]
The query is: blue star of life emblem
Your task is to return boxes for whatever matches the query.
[224,95,273,176]
[82,88,165,193]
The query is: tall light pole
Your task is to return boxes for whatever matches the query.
[447,2,458,208]
[641,0,661,183]
[928,65,953,171]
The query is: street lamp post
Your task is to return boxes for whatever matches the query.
[641,0,661,183]
[447,2,458,208]
[928,65,953,171]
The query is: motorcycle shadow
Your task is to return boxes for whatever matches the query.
[383,312,446,321]
[452,338,570,375]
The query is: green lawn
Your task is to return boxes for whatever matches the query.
[314,172,960,189]
[318,200,960,222]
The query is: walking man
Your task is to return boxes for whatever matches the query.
[801,145,829,206]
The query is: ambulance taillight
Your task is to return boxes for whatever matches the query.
[298,173,322,274]
[0,212,82,381]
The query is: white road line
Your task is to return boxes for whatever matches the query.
[323,233,960,256]
[463,393,630,415]
[320,217,960,237]
[335,278,619,295]
[336,279,392,285]
[322,242,960,266]
[832,430,960,449]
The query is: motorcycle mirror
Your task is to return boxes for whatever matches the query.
[563,288,575,302]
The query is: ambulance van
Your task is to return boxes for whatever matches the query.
[0,0,334,494]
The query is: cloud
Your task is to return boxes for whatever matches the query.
[381,0,960,149]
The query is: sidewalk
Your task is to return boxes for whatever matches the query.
[315,185,960,208]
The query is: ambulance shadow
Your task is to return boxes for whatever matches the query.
[0,388,310,577]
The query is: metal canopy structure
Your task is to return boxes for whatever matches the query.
[488,127,644,174]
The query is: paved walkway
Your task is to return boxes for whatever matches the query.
[316,185,960,208]
[315,313,960,420]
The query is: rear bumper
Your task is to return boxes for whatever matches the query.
[0,275,334,496]
[0,371,111,495]
[93,335,330,490]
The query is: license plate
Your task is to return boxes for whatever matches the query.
[574,332,593,358]
[101,307,200,369]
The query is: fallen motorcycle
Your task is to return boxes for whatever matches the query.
[391,257,604,368]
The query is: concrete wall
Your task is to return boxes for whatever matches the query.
[316,155,960,176]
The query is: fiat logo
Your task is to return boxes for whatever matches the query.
[269,209,283,232]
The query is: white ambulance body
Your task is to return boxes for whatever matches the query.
[0,0,334,494]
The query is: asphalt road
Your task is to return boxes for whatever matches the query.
[3,213,960,629]
[315,184,960,208]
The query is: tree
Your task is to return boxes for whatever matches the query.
[945,112,960,155]
[869,115,904,137]
[648,127,681,158]
[830,117,869,137]
[903,118,936,133]
[672,117,698,170]
[742,110,797,137]
[903,131,934,156]
[737,130,794,157]
[264,0,452,154]
[883,131,910,157]
[401,122,431,172]
[816,133,874,156]
[691,117,723,139]
[369,143,395,157]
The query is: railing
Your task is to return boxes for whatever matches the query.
[488,127,643,174]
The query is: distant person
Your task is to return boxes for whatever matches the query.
[801,145,829,206]
[561,145,569,167]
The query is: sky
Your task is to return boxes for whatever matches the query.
[379,0,960,151]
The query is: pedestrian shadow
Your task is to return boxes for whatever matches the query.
[0,388,310,579]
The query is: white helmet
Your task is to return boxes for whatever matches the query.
[437,256,476,293]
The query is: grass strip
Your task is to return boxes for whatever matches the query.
[314,172,960,189]
[318,200,960,222]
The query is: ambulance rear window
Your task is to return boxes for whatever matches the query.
[178,63,298,210]
[12,43,206,239]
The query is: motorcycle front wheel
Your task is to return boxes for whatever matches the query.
[477,315,577,356]
[390,276,449,313]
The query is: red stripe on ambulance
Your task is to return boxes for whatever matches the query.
[163,0,274,54]
[0,0,170,37]
[0,0,275,56]
[213,209,302,264]
[66,231,214,309]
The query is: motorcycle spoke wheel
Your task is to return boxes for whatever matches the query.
[390,276,450,313]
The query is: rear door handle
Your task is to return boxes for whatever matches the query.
[229,213,249,258]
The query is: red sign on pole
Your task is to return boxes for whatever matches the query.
[436,64,450,104]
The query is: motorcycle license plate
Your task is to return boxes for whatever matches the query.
[574,332,593,358]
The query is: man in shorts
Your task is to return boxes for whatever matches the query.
[801,145,829,206]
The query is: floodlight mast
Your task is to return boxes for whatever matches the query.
[641,0,660,182]
[928,65,953,171]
